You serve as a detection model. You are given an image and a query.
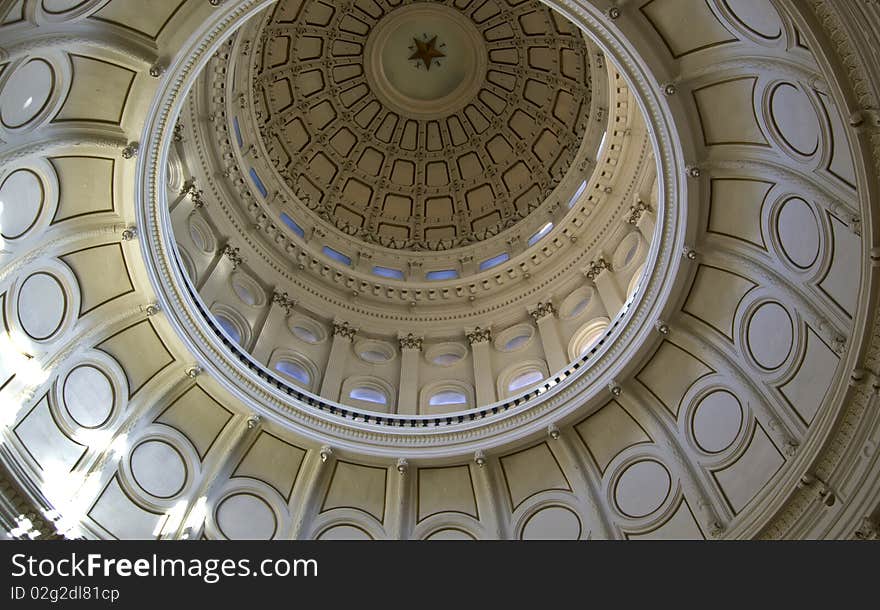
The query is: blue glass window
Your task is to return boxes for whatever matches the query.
[479,252,510,271]
[322,246,352,266]
[280,213,305,239]
[249,168,268,198]
[372,266,405,280]
[426,269,459,281]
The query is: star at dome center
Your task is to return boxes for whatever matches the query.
[409,35,446,70]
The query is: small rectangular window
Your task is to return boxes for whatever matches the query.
[249,168,268,198]
[527,222,554,247]
[479,252,510,271]
[372,266,404,280]
[280,213,305,239]
[233,117,243,148]
[568,180,587,208]
[598,130,608,159]
[322,246,352,267]
[426,269,459,281]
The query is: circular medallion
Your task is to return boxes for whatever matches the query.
[363,4,487,119]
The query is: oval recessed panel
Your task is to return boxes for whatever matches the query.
[318,525,372,540]
[1,59,54,129]
[521,506,582,540]
[232,281,257,306]
[216,494,276,540]
[771,83,820,156]
[777,198,820,269]
[747,302,793,370]
[130,440,187,498]
[560,287,593,319]
[63,365,114,428]
[692,391,743,453]
[17,272,66,340]
[0,169,44,239]
[614,460,671,518]
[724,0,783,39]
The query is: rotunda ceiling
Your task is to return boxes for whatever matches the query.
[250,0,598,251]
[2,0,879,545]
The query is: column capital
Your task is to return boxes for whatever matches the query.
[222,244,244,270]
[529,301,556,323]
[271,290,296,315]
[625,199,651,225]
[331,320,358,341]
[466,326,492,345]
[398,333,423,351]
[583,256,611,282]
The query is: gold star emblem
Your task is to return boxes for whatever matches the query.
[409,35,445,71]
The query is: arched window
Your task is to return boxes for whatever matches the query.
[429,391,468,406]
[508,370,545,393]
[275,361,309,384]
[211,305,250,347]
[497,360,550,399]
[268,350,319,392]
[341,376,395,413]
[176,243,196,282]
[275,360,309,387]
[349,387,387,404]
[420,380,474,413]
[215,314,242,345]
[627,263,647,300]
[569,318,611,361]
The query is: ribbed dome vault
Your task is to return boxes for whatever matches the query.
[250,0,599,251]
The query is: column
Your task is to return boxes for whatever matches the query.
[530,302,567,373]
[397,333,422,415]
[585,257,624,316]
[196,244,242,309]
[251,290,295,364]
[319,321,356,402]
[467,327,496,406]
[169,178,199,214]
